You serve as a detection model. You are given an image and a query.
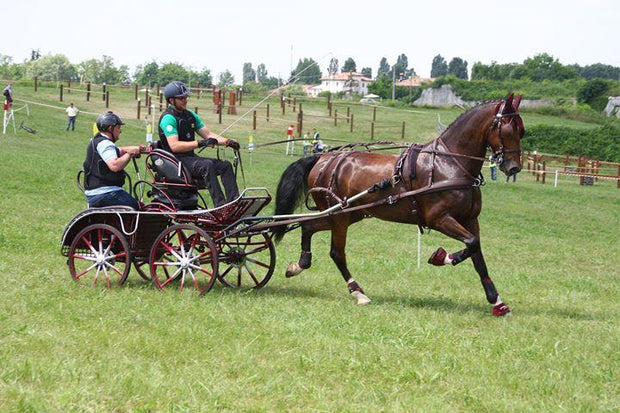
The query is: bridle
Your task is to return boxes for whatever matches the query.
[488,110,524,166]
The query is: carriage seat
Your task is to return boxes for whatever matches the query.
[145,141,207,210]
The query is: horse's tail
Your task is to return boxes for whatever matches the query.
[272,155,320,243]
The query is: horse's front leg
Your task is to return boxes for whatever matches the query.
[285,218,331,278]
[427,216,510,316]
[329,218,371,305]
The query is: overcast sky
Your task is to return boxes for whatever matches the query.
[4,0,619,82]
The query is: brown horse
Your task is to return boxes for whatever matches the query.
[272,94,524,316]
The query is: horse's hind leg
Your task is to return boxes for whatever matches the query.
[428,216,510,316]
[329,218,371,305]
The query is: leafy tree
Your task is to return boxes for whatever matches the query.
[577,78,610,110]
[261,76,281,89]
[327,58,339,76]
[448,57,468,80]
[377,57,390,78]
[394,54,411,80]
[217,70,235,87]
[521,53,578,81]
[361,67,372,78]
[572,63,620,80]
[25,53,75,81]
[0,55,23,80]
[256,63,267,83]
[430,55,448,78]
[292,58,321,84]
[192,67,212,87]
[158,62,189,86]
[134,61,159,86]
[242,62,256,84]
[342,58,356,73]
[368,75,392,99]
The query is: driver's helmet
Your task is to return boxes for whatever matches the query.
[164,81,191,102]
[96,111,125,132]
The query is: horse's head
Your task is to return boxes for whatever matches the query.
[488,94,525,177]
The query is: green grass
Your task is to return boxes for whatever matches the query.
[0,84,618,411]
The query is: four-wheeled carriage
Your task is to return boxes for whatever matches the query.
[62,143,275,295]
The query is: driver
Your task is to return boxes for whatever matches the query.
[158,81,240,207]
[83,111,142,209]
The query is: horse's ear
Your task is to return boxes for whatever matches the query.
[513,94,523,110]
[503,93,514,114]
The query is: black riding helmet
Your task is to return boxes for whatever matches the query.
[164,81,190,103]
[96,111,125,132]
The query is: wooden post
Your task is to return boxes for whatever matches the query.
[542,161,546,184]
[102,84,107,101]
[297,111,303,135]
[299,103,303,113]
[87,82,91,101]
[239,89,242,106]
[288,93,291,107]
[218,104,222,124]
[334,110,338,126]
[266,104,270,122]
[145,89,149,108]
[536,164,541,182]
[253,110,257,130]
[373,107,376,122]
[328,102,332,117]
[617,166,620,189]
[59,84,63,102]
[105,90,110,108]
[401,121,405,140]
[371,122,375,140]
[34,76,38,92]
[282,101,285,116]
[67,80,71,93]
[194,106,198,114]
[346,107,350,123]
[134,83,138,100]
[293,97,296,112]
[159,92,163,111]
[137,99,141,119]
[350,113,354,133]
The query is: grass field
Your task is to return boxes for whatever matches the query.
[0,84,618,411]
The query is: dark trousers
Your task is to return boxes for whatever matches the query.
[66,116,76,131]
[183,156,239,207]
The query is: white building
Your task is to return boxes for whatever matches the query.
[314,72,373,97]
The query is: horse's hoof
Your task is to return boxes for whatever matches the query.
[492,302,511,317]
[285,262,303,278]
[428,247,447,266]
[351,290,371,305]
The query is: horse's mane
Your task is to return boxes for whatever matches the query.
[436,100,501,142]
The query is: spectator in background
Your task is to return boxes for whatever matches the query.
[489,156,497,182]
[65,103,79,131]
[3,84,13,109]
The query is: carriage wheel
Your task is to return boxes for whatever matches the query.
[149,224,218,295]
[217,232,275,289]
[68,224,131,288]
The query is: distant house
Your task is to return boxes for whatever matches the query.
[311,72,374,97]
[394,75,434,88]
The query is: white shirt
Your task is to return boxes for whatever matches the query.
[66,106,79,117]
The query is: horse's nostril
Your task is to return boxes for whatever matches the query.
[508,166,521,175]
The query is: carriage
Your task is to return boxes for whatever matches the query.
[61,94,524,316]
[61,146,277,295]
